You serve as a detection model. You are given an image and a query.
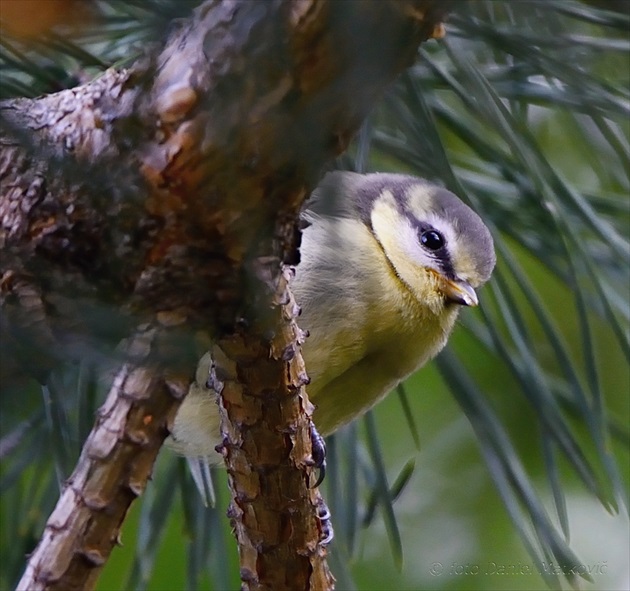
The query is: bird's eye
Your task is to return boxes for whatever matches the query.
[421,230,444,250]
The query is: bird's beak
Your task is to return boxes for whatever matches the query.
[441,278,478,307]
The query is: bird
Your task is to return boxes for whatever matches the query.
[167,171,496,495]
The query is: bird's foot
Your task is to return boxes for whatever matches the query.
[309,422,327,487]
[316,496,334,546]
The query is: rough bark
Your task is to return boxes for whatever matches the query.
[16,320,192,591]
[1,1,453,589]
[214,263,334,591]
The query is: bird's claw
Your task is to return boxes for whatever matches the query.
[309,422,327,488]
[316,497,334,546]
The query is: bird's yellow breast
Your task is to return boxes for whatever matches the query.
[293,215,458,434]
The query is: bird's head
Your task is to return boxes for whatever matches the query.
[353,173,496,315]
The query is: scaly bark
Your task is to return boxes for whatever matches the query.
[15,320,192,591]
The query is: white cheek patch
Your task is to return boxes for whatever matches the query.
[371,192,441,276]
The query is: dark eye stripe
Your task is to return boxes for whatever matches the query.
[412,221,456,279]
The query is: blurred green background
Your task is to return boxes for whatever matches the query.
[1,1,628,590]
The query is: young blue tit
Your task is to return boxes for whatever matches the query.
[169,172,496,473]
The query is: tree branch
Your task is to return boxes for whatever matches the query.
[16,321,191,591]
[2,1,454,589]
[214,263,335,590]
